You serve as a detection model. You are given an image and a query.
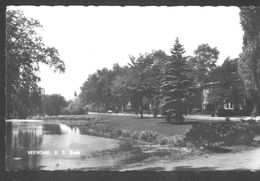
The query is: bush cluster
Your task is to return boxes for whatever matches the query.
[216,108,251,117]
[129,130,159,142]
[60,107,86,115]
[139,130,159,142]
[130,132,140,140]
[158,135,185,146]
[185,119,257,147]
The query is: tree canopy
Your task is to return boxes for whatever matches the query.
[79,65,126,112]
[6,10,65,118]
[187,44,219,86]
[42,94,67,116]
[78,51,169,118]
[207,58,246,110]
[159,38,191,122]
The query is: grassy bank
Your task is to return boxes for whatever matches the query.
[33,114,260,152]
[35,114,195,154]
[30,114,260,169]
[35,114,192,137]
[33,114,202,168]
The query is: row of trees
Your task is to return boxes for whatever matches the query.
[6,7,260,120]
[78,39,223,122]
[78,7,260,121]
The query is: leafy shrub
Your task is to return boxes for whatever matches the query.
[216,108,234,117]
[130,132,140,140]
[60,107,71,115]
[139,130,158,142]
[159,137,169,145]
[60,106,86,115]
[121,130,131,138]
[112,129,122,137]
[205,103,215,112]
[185,119,256,147]
[72,107,85,115]
[130,131,159,142]
[216,108,251,117]
[168,135,186,146]
[191,108,201,114]
[158,135,185,146]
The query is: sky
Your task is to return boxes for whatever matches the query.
[7,6,244,100]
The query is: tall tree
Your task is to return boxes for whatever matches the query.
[111,67,133,111]
[146,50,169,117]
[239,6,260,115]
[6,10,65,118]
[110,51,169,117]
[159,38,191,122]
[127,54,156,118]
[188,43,219,86]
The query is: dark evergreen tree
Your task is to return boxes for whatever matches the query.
[239,6,260,116]
[159,38,191,122]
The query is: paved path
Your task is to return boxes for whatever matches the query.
[121,147,260,171]
[6,119,43,122]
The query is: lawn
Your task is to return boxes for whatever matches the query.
[96,115,192,137]
[32,113,260,169]
[41,114,192,137]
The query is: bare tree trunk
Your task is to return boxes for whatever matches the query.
[233,99,240,113]
[139,95,143,119]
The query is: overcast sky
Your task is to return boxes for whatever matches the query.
[8,6,244,100]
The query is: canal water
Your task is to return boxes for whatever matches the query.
[6,121,126,170]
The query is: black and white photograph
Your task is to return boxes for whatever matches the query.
[5,5,260,171]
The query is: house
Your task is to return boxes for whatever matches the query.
[188,81,237,113]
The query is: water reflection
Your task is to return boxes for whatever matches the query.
[6,121,121,170]
[6,122,43,170]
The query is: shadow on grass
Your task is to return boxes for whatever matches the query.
[206,146,232,153]
[173,166,218,171]
[159,121,195,125]
[119,152,150,165]
[134,117,162,120]
[172,166,254,171]
[138,167,166,171]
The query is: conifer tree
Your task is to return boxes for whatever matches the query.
[159,38,191,122]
